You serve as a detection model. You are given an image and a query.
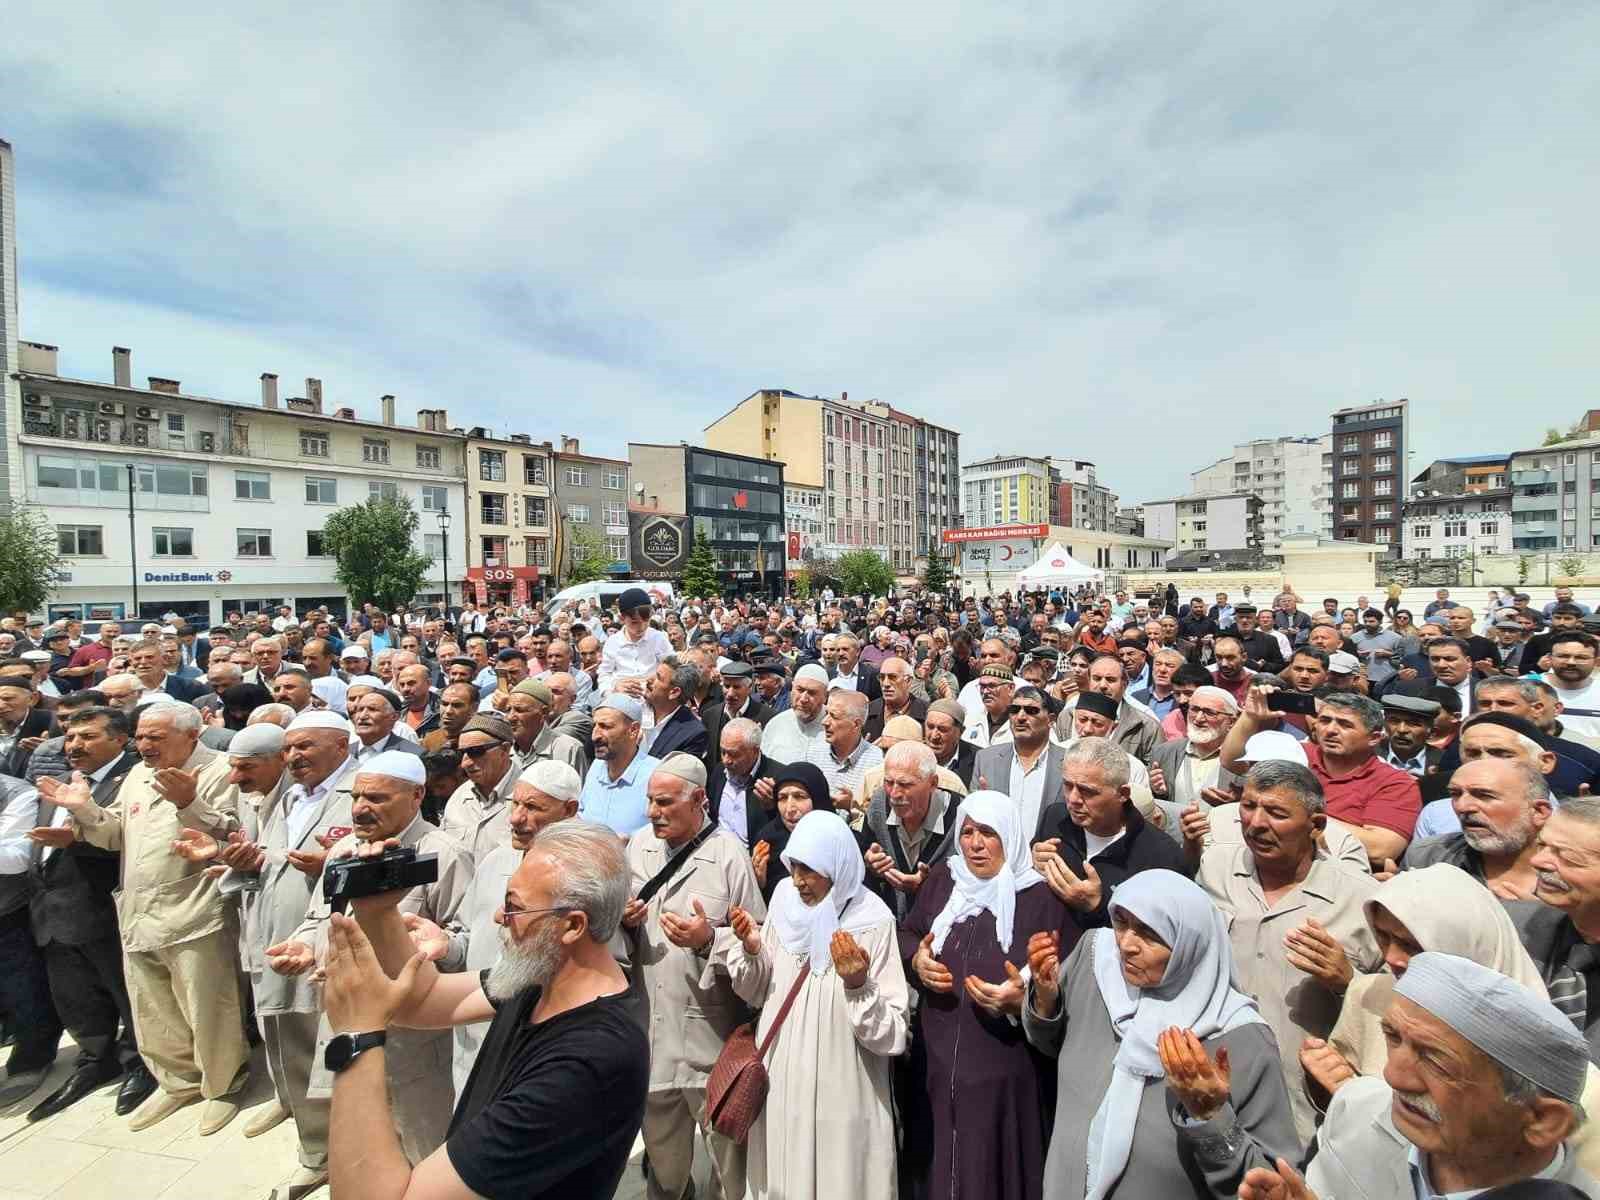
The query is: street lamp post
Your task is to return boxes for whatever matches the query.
[127,463,139,618]
[437,505,453,618]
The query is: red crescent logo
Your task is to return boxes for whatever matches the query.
[999,546,1013,561]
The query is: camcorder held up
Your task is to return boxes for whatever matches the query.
[323,845,439,913]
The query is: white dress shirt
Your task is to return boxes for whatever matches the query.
[283,757,351,847]
[1006,748,1051,840]
[597,626,674,694]
[0,783,40,874]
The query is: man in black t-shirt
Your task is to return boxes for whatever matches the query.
[320,821,647,1200]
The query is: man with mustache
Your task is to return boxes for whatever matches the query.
[272,751,471,1163]
[1405,757,1554,900]
[1195,759,1381,1141]
[1149,685,1244,838]
[1244,952,1596,1199]
[1515,798,1600,1059]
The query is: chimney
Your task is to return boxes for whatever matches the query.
[112,347,132,388]
[148,377,181,395]
[560,435,580,454]
[841,390,847,403]
[380,394,396,426]
[334,406,356,420]
[305,377,323,413]
[17,342,58,375]
[260,373,279,408]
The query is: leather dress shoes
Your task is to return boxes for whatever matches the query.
[115,1065,158,1116]
[28,1063,121,1121]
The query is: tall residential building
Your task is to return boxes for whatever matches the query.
[1191,435,1333,553]
[14,345,468,624]
[1402,488,1512,560]
[1508,436,1600,552]
[462,426,554,607]
[1140,491,1264,554]
[1328,399,1410,556]
[702,389,960,579]
[961,455,1053,526]
[551,436,630,584]
[1,137,19,511]
[1052,459,1117,531]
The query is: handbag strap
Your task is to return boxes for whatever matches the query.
[635,824,716,906]
[755,958,812,1059]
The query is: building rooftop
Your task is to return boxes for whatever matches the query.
[1141,490,1259,505]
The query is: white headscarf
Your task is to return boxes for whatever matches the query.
[928,790,1043,956]
[772,811,894,975]
[1085,870,1263,1200]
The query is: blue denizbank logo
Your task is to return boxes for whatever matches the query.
[143,571,216,583]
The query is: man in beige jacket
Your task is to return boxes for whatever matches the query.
[37,700,248,1134]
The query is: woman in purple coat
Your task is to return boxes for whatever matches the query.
[898,791,1080,1200]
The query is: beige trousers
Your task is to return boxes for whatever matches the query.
[261,1010,328,1169]
[642,1085,746,1200]
[123,928,249,1100]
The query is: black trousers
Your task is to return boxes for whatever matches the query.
[0,907,62,1074]
[43,934,141,1073]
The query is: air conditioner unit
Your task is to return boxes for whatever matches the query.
[131,424,150,447]
[99,402,126,417]
[198,432,216,452]
[63,413,82,438]
[22,392,47,408]
[135,406,158,420]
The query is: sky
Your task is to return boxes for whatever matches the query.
[4,3,1597,504]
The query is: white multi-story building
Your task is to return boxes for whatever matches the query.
[784,482,825,566]
[961,455,1054,526]
[1140,491,1264,553]
[1191,435,1333,553]
[1402,488,1513,560]
[15,344,468,625]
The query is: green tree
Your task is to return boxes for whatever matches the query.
[1543,422,1587,446]
[790,567,813,601]
[680,529,720,598]
[837,549,895,597]
[0,507,64,615]
[321,496,435,611]
[564,525,612,585]
[921,538,953,594]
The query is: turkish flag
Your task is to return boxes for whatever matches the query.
[733,491,749,509]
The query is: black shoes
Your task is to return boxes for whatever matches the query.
[115,1064,158,1116]
[28,1063,122,1122]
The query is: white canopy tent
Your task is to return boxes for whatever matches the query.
[1015,543,1103,588]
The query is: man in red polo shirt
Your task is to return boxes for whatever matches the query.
[56,621,120,692]
[1073,607,1118,656]
[1220,685,1419,868]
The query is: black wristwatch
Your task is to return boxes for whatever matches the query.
[324,1031,386,1073]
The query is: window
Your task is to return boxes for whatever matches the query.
[369,481,399,502]
[1373,525,1393,542]
[1373,455,1393,472]
[1341,482,1359,498]
[362,438,390,465]
[1373,432,1393,449]
[527,538,549,568]
[1341,437,1359,452]
[152,527,193,557]
[1413,525,1430,539]
[166,413,186,433]
[1193,540,1207,550]
[237,528,272,557]
[235,470,271,500]
[825,413,835,436]
[420,485,448,512]
[605,536,628,561]
[603,467,626,490]
[523,456,547,485]
[416,445,441,470]
[1374,479,1393,496]
[299,431,329,458]
[479,450,506,481]
[57,525,103,556]
[1480,521,1498,536]
[481,536,507,566]
[1341,459,1360,476]
[826,442,835,464]
[603,502,627,526]
[1373,505,1393,520]
[1444,521,1467,537]
[1193,521,1207,532]
[524,496,548,526]
[564,465,589,488]
[423,533,444,561]
[481,493,507,524]
[566,504,590,524]
[305,476,338,504]
[134,463,208,497]
[306,531,328,557]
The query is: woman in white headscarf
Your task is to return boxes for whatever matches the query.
[716,809,910,1200]
[1021,869,1298,1199]
[897,792,1077,1200]
[1303,862,1600,1175]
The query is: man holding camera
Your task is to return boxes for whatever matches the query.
[271,751,470,1162]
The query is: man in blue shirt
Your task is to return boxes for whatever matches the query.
[577,694,659,836]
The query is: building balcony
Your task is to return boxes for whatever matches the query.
[1512,470,1555,487]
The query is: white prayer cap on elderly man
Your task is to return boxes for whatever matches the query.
[286,710,353,736]
[228,724,285,758]
[516,760,582,803]
[355,751,426,787]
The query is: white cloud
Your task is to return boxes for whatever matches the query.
[5,1,1598,500]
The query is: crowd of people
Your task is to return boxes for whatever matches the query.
[1,577,1600,1200]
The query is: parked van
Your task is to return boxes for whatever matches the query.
[545,580,676,623]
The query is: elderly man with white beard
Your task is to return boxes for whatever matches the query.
[1148,685,1245,834]
[1404,758,1554,899]
[621,753,766,1200]
[269,751,471,1163]
[319,819,648,1200]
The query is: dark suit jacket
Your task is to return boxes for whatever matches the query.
[825,662,882,703]
[705,753,782,850]
[160,673,207,703]
[973,742,1064,841]
[0,708,52,779]
[934,740,978,790]
[648,706,709,762]
[1035,802,1190,926]
[29,750,138,946]
[702,699,776,756]
[863,695,928,743]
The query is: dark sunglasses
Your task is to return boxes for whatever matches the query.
[1007,703,1045,717]
[460,742,506,758]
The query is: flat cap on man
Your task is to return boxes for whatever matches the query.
[1075,691,1119,721]
[461,715,514,742]
[1381,693,1441,718]
[719,661,754,680]
[653,752,708,789]
[511,679,554,706]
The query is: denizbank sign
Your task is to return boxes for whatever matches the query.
[142,570,234,584]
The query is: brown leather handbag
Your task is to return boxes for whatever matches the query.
[705,959,810,1142]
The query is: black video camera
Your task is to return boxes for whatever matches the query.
[323,845,439,914]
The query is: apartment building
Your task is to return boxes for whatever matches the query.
[961,455,1053,526]
[1508,436,1600,552]
[1402,488,1512,560]
[1191,435,1333,551]
[1140,491,1264,553]
[14,344,468,625]
[1409,454,1509,497]
[1052,459,1117,532]
[463,427,554,606]
[1328,399,1410,556]
[702,389,961,579]
[550,436,630,583]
